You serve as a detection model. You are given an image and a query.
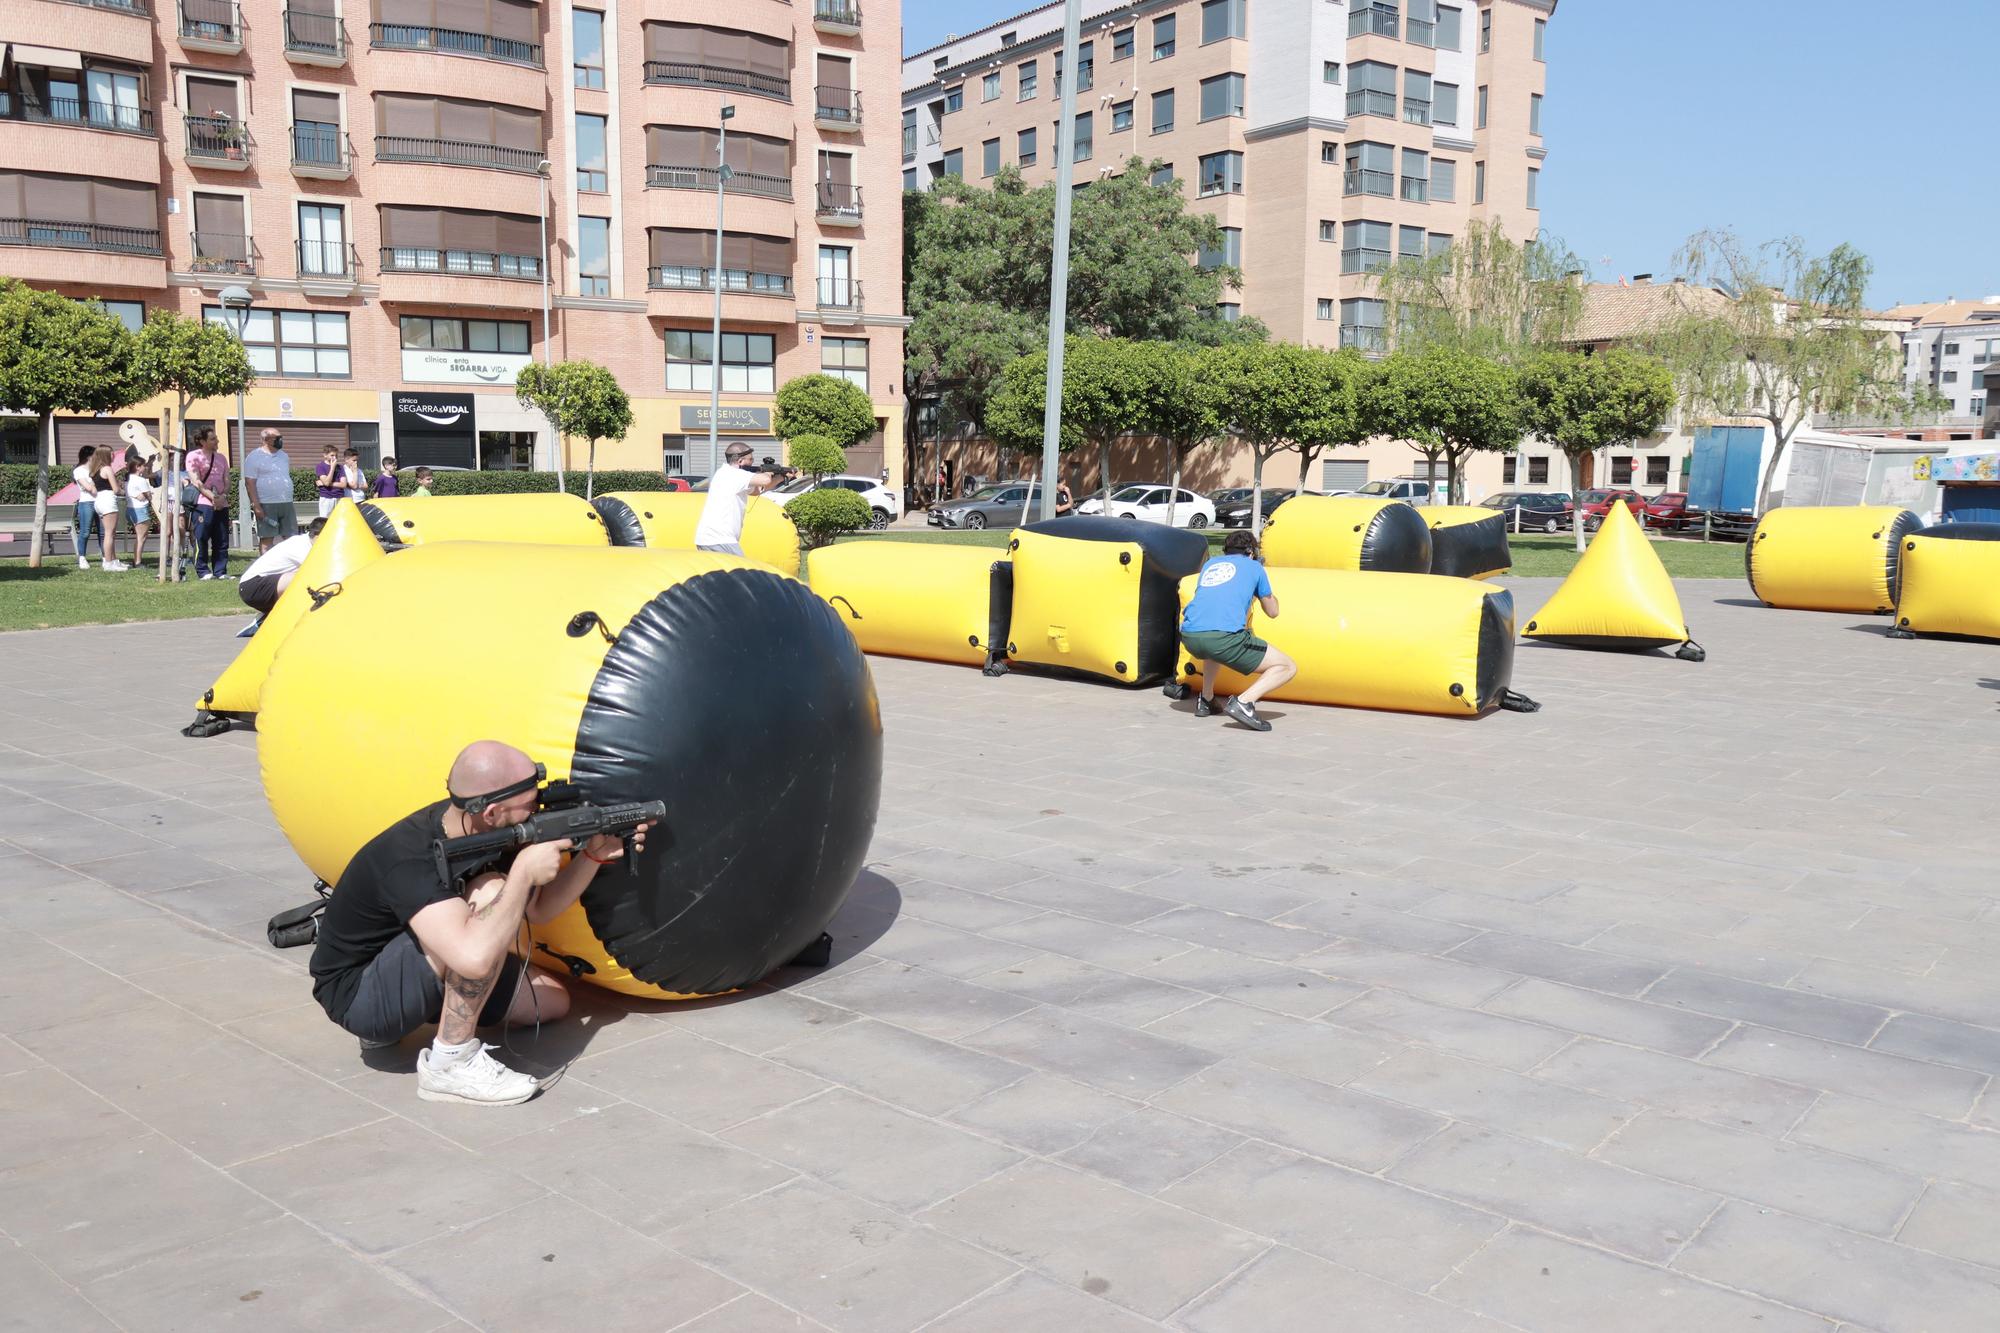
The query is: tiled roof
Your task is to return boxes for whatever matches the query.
[1880,298,2000,327]
[1567,281,1732,344]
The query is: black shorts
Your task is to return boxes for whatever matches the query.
[239,572,283,614]
[335,931,524,1043]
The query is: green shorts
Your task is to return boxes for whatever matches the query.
[1181,627,1268,674]
[255,501,299,541]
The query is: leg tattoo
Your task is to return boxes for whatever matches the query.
[438,961,502,1046]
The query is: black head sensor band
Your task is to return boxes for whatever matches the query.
[452,762,547,814]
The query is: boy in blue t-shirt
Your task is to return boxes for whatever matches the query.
[1180,531,1297,731]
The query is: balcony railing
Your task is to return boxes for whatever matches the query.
[0,93,152,135]
[815,182,862,221]
[647,265,792,296]
[901,127,916,161]
[1403,97,1431,126]
[297,238,357,279]
[1406,16,1435,45]
[1401,175,1428,202]
[1348,3,1399,38]
[178,0,242,45]
[816,277,862,309]
[292,124,350,170]
[1340,324,1387,352]
[57,0,152,12]
[369,23,542,68]
[1344,168,1392,197]
[190,231,256,275]
[645,164,792,200]
[185,115,254,164]
[1346,88,1395,119]
[0,216,160,254]
[284,6,347,60]
[375,135,542,173]
[813,0,862,30]
[814,86,862,127]
[643,61,788,102]
[381,246,543,279]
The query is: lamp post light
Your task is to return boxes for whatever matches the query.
[709,105,734,471]
[535,158,562,489]
[219,284,254,551]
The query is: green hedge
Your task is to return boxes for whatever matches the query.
[0,462,673,506]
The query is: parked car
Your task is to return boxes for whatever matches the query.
[1214,488,1300,529]
[1576,488,1647,528]
[1479,491,1573,533]
[929,482,1041,529]
[1077,483,1216,528]
[1327,477,1445,506]
[1639,491,1691,530]
[772,474,898,529]
[664,474,701,491]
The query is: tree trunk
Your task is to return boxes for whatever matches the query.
[1098,439,1112,504]
[1297,446,1317,493]
[1250,447,1268,535]
[27,412,52,569]
[1753,419,1794,517]
[1169,445,1185,528]
[1445,449,1466,507]
[585,438,597,501]
[1570,448,1588,553]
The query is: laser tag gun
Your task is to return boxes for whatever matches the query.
[430,765,665,893]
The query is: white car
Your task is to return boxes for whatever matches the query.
[1076,484,1215,528]
[772,473,898,529]
[1324,477,1445,506]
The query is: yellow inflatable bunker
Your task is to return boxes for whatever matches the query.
[1004,515,1209,685]
[1177,568,1518,716]
[592,491,801,573]
[186,501,386,733]
[1260,495,1432,573]
[1892,528,2000,640]
[1745,505,1923,613]
[356,492,607,548]
[1425,506,1512,580]
[1524,500,1703,659]
[807,541,1011,669]
[256,542,882,998]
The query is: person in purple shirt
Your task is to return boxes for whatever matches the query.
[368,456,400,500]
[314,445,344,518]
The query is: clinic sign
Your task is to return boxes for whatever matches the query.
[401,348,532,386]
[680,405,772,433]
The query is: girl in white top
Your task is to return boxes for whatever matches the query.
[70,446,99,570]
[92,451,126,571]
[125,451,155,570]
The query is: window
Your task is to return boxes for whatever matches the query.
[982,71,1001,102]
[1002,31,1017,46]
[1152,88,1175,133]
[1476,85,1488,129]
[1201,0,1246,44]
[1474,160,1485,203]
[1316,298,1334,321]
[1342,219,1390,274]
[574,217,609,296]
[1349,0,1399,38]
[1216,303,1241,322]
[1974,397,1987,416]
[1401,149,1428,202]
[1321,140,1338,163]
[943,86,963,113]
[1319,220,1336,242]
[1111,99,1133,132]
[664,330,776,393]
[822,337,868,389]
[1529,456,1549,485]
[1153,13,1176,58]
[1646,456,1669,486]
[903,167,917,190]
[1019,60,1037,99]
[576,114,608,192]
[1348,62,1396,119]
[298,202,347,275]
[1344,141,1392,197]
[1407,0,1437,44]
[1399,225,1426,260]
[1341,298,1386,351]
[399,316,531,357]
[1074,111,1093,161]
[982,137,1000,176]
[1432,159,1456,202]
[1113,26,1134,60]
[1200,73,1245,121]
[1323,61,1340,84]
[1480,7,1492,51]
[1076,40,1095,91]
[1197,227,1241,271]
[205,306,351,378]
[1436,4,1462,50]
[1434,82,1459,126]
[1150,163,1174,187]
[1018,126,1037,165]
[1428,232,1451,257]
[817,244,854,305]
[1530,93,1543,135]
[1944,342,1960,354]
[1197,150,1244,196]
[1501,457,1514,484]
[1404,70,1432,125]
[1943,370,1959,383]
[573,10,605,88]
[1528,167,1539,208]
[942,148,962,177]
[1534,17,1546,60]
[1611,455,1633,486]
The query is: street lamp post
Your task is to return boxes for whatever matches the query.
[536,158,562,489]
[709,105,734,471]
[1039,0,1083,521]
[219,284,254,552]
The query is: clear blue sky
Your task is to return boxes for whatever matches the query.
[901,0,1999,308]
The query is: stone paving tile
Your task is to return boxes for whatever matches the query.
[1482,976,1734,1058]
[1323,986,1573,1070]
[668,1291,833,1332]
[1533,1037,1820,1136]
[1641,967,1888,1045]
[1153,1057,1444,1172]
[1056,1107,1247,1194]
[802,960,1036,1041]
[1448,933,1669,998]
[1703,1026,1987,1119]
[0,1240,122,1331]
[1790,1096,2000,1193]
[770,1017,1028,1117]
[1177,1245,1515,1333]
[1141,996,1398,1087]
[1896,1179,2000,1272]
[1351,1047,1637,1152]
[1140,944,1367,1018]
[575,1028,831,1133]
[1866,1012,2000,1077]
[971,952,1205,1027]
[1304,937,1523,1008]
[1581,921,1810,985]
[921,1270,1160,1332]
[961,1005,1221,1099]
[946,1071,1139,1155]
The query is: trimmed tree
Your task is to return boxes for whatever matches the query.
[0,282,148,568]
[774,373,876,448]
[1135,342,1227,522]
[1366,347,1521,505]
[786,486,871,550]
[982,346,1083,524]
[132,309,255,578]
[514,360,632,501]
[787,434,846,482]
[1518,349,1676,550]
[1289,346,1372,494]
[1207,341,1344,533]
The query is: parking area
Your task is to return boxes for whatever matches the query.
[2,579,1998,1330]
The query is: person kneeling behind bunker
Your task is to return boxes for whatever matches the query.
[1181,531,1297,732]
[309,741,651,1106]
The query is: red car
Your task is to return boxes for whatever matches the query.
[1577,488,1646,529]
[1639,491,1691,530]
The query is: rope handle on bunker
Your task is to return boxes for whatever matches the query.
[566,610,618,645]
[306,581,343,611]
[826,595,862,621]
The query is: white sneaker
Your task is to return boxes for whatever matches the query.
[416,1043,538,1106]
[77,557,90,569]
[101,560,124,571]
[199,572,215,581]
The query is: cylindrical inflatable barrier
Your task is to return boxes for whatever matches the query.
[1745,505,1923,613]
[1919,521,2000,542]
[1893,533,2000,641]
[356,492,608,549]
[1425,506,1512,580]
[1260,495,1432,573]
[257,542,881,998]
[807,541,1009,668]
[1524,500,1696,655]
[1005,515,1208,685]
[1176,569,1516,716]
[592,491,800,574]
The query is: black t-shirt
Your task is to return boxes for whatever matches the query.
[310,800,459,1021]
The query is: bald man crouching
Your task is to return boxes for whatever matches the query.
[308,741,647,1106]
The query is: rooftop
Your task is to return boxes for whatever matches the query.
[1569,279,1732,344]
[1881,297,2000,327]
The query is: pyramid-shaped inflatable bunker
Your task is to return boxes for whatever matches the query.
[1522,500,1703,660]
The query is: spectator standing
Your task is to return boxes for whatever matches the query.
[313,444,343,518]
[70,446,101,570]
[411,467,434,497]
[369,456,400,499]
[124,450,156,569]
[244,429,298,552]
[185,428,231,580]
[92,448,126,571]
[341,449,366,507]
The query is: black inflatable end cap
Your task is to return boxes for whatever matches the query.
[1498,689,1542,714]
[1887,626,1917,639]
[787,932,834,969]
[981,660,1010,677]
[1675,642,1707,663]
[181,711,237,739]
[1162,681,1191,700]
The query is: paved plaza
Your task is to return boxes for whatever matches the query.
[3,577,2000,1331]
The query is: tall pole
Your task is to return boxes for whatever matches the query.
[1038,0,1083,522]
[710,106,734,471]
[536,159,561,489]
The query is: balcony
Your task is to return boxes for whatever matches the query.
[177,0,243,53]
[1340,324,1387,353]
[813,0,861,35]
[369,23,542,68]
[643,60,788,102]
[381,246,543,280]
[1344,168,1392,198]
[375,135,543,174]
[901,127,915,161]
[0,92,152,136]
[185,116,254,170]
[284,6,347,65]
[1346,88,1395,120]
[648,265,791,296]
[814,86,862,132]
[56,0,152,11]
[190,231,256,277]
[0,216,159,254]
[646,163,791,200]
[815,277,863,323]
[297,238,359,292]
[1400,175,1427,203]
[1348,3,1398,39]
[291,125,353,179]
[815,182,862,227]
[1403,98,1431,127]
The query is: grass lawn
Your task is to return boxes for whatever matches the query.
[0,559,256,632]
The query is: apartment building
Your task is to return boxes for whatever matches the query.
[1888,297,2000,425]
[1,0,904,484]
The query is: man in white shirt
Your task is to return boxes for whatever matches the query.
[237,516,324,615]
[692,442,782,556]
